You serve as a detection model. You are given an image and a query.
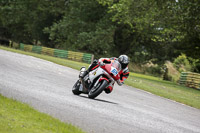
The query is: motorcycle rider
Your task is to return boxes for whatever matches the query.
[80,55,130,93]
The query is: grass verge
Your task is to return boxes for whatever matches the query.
[126,73,200,109]
[1,46,200,109]
[0,46,89,70]
[0,94,85,133]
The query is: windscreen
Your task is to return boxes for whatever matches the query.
[111,60,121,72]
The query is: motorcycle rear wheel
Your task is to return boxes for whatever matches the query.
[88,80,108,99]
[72,80,82,95]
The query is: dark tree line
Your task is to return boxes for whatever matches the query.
[0,0,200,72]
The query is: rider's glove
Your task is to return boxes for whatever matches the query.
[116,79,124,86]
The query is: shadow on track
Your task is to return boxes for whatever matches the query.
[79,95,118,105]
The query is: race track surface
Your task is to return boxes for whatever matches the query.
[0,49,200,133]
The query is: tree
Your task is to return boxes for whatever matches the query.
[1,0,199,72]
[45,0,115,57]
[0,0,66,45]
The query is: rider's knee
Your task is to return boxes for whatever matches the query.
[105,86,113,94]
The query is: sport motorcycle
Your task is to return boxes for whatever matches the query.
[72,60,123,99]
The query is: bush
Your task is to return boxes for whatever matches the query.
[140,61,162,77]
[145,65,162,77]
[173,54,192,72]
[188,57,200,73]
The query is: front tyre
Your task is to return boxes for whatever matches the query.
[72,80,82,95]
[88,80,109,99]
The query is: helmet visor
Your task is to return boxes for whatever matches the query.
[121,63,128,69]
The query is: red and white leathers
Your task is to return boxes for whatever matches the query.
[93,57,130,93]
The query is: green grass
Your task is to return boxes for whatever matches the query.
[0,46,89,70]
[0,94,85,133]
[126,73,200,109]
[1,46,200,109]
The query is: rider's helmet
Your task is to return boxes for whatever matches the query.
[118,55,129,69]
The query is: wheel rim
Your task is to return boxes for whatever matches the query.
[90,82,101,94]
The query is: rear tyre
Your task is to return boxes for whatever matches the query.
[88,80,109,99]
[72,80,82,95]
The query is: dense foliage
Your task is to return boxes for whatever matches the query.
[0,0,200,73]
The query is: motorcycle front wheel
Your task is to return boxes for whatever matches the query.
[88,80,109,99]
[72,80,82,95]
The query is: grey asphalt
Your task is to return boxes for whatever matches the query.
[0,49,200,133]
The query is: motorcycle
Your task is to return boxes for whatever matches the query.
[72,60,123,99]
